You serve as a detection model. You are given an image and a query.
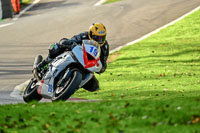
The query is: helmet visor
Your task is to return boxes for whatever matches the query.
[92,35,106,44]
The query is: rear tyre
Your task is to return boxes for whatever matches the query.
[23,78,42,103]
[52,70,82,101]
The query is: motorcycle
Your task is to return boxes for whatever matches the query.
[23,40,102,103]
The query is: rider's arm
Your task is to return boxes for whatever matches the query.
[70,32,89,44]
[59,32,89,50]
[99,41,109,73]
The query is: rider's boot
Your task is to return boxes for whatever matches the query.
[33,60,48,81]
[36,60,48,73]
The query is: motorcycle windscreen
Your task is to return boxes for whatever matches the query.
[82,40,101,59]
[72,40,102,72]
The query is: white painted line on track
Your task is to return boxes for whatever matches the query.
[10,80,30,100]
[0,23,14,28]
[10,6,200,101]
[110,6,200,54]
[94,0,107,6]
[13,0,41,20]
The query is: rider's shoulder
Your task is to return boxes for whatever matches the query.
[79,31,89,39]
[72,31,88,40]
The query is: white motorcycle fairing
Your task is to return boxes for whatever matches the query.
[37,40,102,99]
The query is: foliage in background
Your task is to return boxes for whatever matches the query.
[104,0,122,4]
[21,0,33,5]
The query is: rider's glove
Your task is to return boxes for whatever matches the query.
[100,66,106,73]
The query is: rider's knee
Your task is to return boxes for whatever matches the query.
[48,43,63,58]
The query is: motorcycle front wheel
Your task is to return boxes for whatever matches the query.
[23,78,42,103]
[52,70,82,101]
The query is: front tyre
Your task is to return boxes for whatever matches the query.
[23,78,42,103]
[52,70,82,101]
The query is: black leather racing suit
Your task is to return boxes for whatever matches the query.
[46,31,109,91]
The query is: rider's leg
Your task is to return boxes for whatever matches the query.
[36,43,63,73]
[82,75,100,92]
[36,38,74,73]
[36,57,52,72]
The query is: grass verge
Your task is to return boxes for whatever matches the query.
[0,9,200,133]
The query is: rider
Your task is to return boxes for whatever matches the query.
[36,23,109,92]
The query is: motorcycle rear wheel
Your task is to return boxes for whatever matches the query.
[23,78,42,103]
[52,70,82,101]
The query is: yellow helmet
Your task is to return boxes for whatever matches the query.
[88,23,107,46]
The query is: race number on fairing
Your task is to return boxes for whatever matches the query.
[89,46,98,57]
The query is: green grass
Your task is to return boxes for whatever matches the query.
[74,9,200,101]
[104,0,122,4]
[0,99,200,133]
[0,9,200,133]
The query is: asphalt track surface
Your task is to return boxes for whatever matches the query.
[0,0,200,104]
